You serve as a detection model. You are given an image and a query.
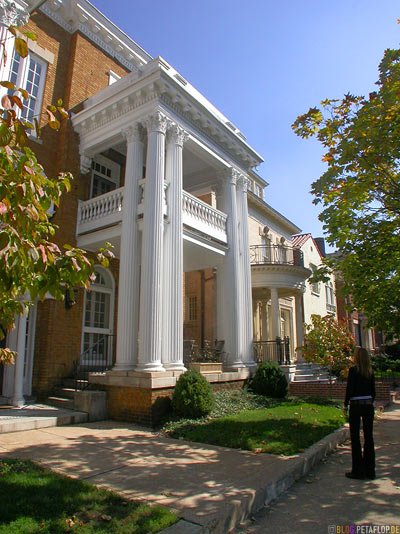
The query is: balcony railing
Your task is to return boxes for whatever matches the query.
[250,245,304,267]
[76,186,228,244]
[253,337,291,365]
[182,191,228,243]
[77,188,123,234]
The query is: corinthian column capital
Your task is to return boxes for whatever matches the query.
[145,110,169,134]
[237,173,250,192]
[217,167,241,186]
[122,123,144,144]
[167,123,189,147]
[0,1,29,27]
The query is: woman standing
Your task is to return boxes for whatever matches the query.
[344,346,376,480]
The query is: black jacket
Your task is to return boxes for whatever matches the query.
[344,366,376,407]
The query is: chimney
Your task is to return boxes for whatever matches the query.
[315,237,326,257]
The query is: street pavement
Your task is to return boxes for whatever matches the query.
[235,402,400,534]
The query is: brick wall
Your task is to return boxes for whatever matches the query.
[103,378,247,427]
[23,13,128,396]
[289,381,391,403]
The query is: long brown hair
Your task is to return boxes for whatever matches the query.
[353,346,372,379]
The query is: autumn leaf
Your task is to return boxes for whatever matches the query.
[14,38,28,58]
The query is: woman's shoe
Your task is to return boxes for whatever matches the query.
[365,473,376,480]
[345,471,366,480]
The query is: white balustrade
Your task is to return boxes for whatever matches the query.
[182,191,228,243]
[77,187,124,234]
[77,186,228,244]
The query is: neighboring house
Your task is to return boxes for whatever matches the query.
[292,234,337,326]
[0,0,310,423]
[335,279,384,352]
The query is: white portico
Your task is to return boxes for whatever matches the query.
[72,56,263,380]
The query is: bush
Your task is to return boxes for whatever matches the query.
[249,361,288,398]
[172,370,215,418]
[383,343,400,361]
[372,354,392,371]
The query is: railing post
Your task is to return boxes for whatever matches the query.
[284,336,290,364]
[276,336,283,365]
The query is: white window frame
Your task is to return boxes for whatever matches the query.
[0,28,48,126]
[309,263,321,296]
[186,295,198,322]
[90,154,121,198]
[81,266,115,363]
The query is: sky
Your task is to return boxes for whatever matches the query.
[91,0,399,249]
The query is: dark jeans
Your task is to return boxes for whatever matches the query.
[349,403,375,476]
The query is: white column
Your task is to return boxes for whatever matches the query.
[295,293,304,360]
[162,123,188,371]
[261,300,268,340]
[215,168,243,368]
[12,311,27,407]
[236,174,255,366]
[137,111,168,372]
[270,287,280,339]
[114,125,143,370]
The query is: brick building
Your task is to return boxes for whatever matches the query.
[1,0,314,424]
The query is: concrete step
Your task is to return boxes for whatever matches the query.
[0,404,88,434]
[46,396,75,410]
[60,378,89,390]
[52,388,75,400]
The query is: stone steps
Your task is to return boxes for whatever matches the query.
[293,362,332,382]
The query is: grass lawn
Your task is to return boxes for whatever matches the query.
[0,458,178,534]
[163,391,345,456]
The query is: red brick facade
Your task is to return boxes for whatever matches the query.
[289,381,391,403]
[19,13,128,395]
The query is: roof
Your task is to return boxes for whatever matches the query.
[292,233,325,259]
[292,233,312,249]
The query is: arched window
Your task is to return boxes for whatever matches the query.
[81,267,115,366]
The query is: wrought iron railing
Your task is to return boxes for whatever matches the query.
[249,245,304,267]
[253,337,291,365]
[73,334,115,390]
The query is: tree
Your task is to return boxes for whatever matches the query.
[0,26,112,364]
[300,315,355,384]
[292,45,400,338]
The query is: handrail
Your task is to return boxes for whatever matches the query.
[253,337,291,365]
[73,334,115,390]
[250,245,304,267]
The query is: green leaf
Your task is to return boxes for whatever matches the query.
[0,124,13,146]
[23,32,37,41]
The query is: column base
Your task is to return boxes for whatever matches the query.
[12,396,25,408]
[163,362,187,372]
[135,362,166,373]
[113,363,136,372]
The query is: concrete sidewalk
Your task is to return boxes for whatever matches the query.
[0,403,88,433]
[0,406,357,534]
[235,402,400,533]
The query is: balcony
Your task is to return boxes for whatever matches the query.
[250,244,311,298]
[250,245,304,267]
[76,186,228,245]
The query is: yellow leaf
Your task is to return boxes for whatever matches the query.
[15,38,28,58]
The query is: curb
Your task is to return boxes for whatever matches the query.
[159,423,350,534]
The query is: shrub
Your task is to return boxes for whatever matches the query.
[383,343,400,361]
[372,354,392,372]
[172,370,215,418]
[249,361,288,398]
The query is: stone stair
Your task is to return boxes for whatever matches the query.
[294,362,332,382]
[46,378,89,410]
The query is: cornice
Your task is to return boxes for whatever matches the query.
[73,61,262,170]
[23,0,151,71]
[251,263,311,279]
